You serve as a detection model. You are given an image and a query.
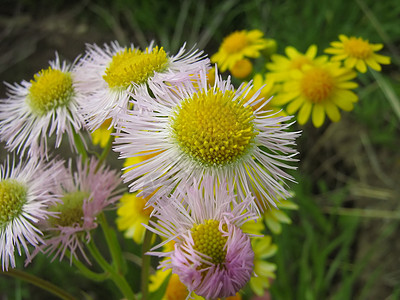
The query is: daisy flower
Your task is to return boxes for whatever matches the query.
[146,177,258,299]
[324,34,391,73]
[0,156,63,270]
[116,192,154,244]
[32,157,122,263]
[114,66,300,211]
[266,45,327,82]
[74,41,209,131]
[0,54,86,157]
[211,30,269,72]
[275,61,359,127]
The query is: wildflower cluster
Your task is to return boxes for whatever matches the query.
[0,27,390,299]
[212,31,391,128]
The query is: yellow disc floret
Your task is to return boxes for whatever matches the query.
[191,219,228,265]
[171,89,257,166]
[301,67,335,103]
[28,67,74,116]
[103,46,169,89]
[343,37,373,59]
[0,179,27,227]
[49,190,90,228]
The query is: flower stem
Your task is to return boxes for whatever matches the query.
[1,269,76,300]
[141,221,155,300]
[87,240,136,300]
[72,127,88,162]
[98,212,126,274]
[69,253,110,282]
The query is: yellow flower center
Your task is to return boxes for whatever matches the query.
[49,190,90,228]
[343,37,372,59]
[103,46,169,89]
[28,67,74,116]
[290,56,312,70]
[301,67,335,103]
[165,273,188,300]
[171,89,257,167]
[191,219,228,266]
[221,31,248,54]
[0,179,27,227]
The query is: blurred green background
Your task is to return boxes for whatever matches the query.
[0,0,399,299]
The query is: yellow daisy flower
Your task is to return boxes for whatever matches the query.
[266,45,327,82]
[244,73,285,116]
[249,235,277,296]
[276,61,359,127]
[211,30,269,72]
[91,118,113,148]
[115,192,154,244]
[149,270,189,300]
[324,34,391,73]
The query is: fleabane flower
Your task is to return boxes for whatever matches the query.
[146,177,258,299]
[114,67,300,211]
[74,41,209,131]
[324,34,391,73]
[275,61,359,127]
[211,30,269,72]
[0,55,86,156]
[0,156,63,270]
[32,157,122,263]
[266,45,327,82]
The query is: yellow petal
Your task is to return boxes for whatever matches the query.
[333,91,357,111]
[305,44,317,59]
[286,96,305,114]
[339,34,349,42]
[297,101,312,125]
[373,53,391,65]
[365,58,382,71]
[324,101,341,122]
[285,46,300,59]
[345,57,357,69]
[355,59,367,73]
[312,104,325,127]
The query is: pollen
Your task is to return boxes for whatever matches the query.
[343,37,373,59]
[191,219,228,265]
[27,67,74,115]
[221,31,249,54]
[301,67,335,103]
[48,190,90,228]
[103,46,169,89]
[0,179,27,227]
[171,89,257,167]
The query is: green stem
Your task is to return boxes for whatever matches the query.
[141,221,155,300]
[1,269,76,300]
[72,127,88,162]
[87,240,136,300]
[69,253,109,282]
[95,132,114,172]
[98,212,126,273]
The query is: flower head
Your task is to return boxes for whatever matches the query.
[211,30,269,72]
[266,45,327,82]
[0,55,86,156]
[74,41,209,131]
[0,156,63,270]
[324,35,391,73]
[34,157,122,263]
[146,177,258,299]
[114,66,300,211]
[275,61,359,127]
